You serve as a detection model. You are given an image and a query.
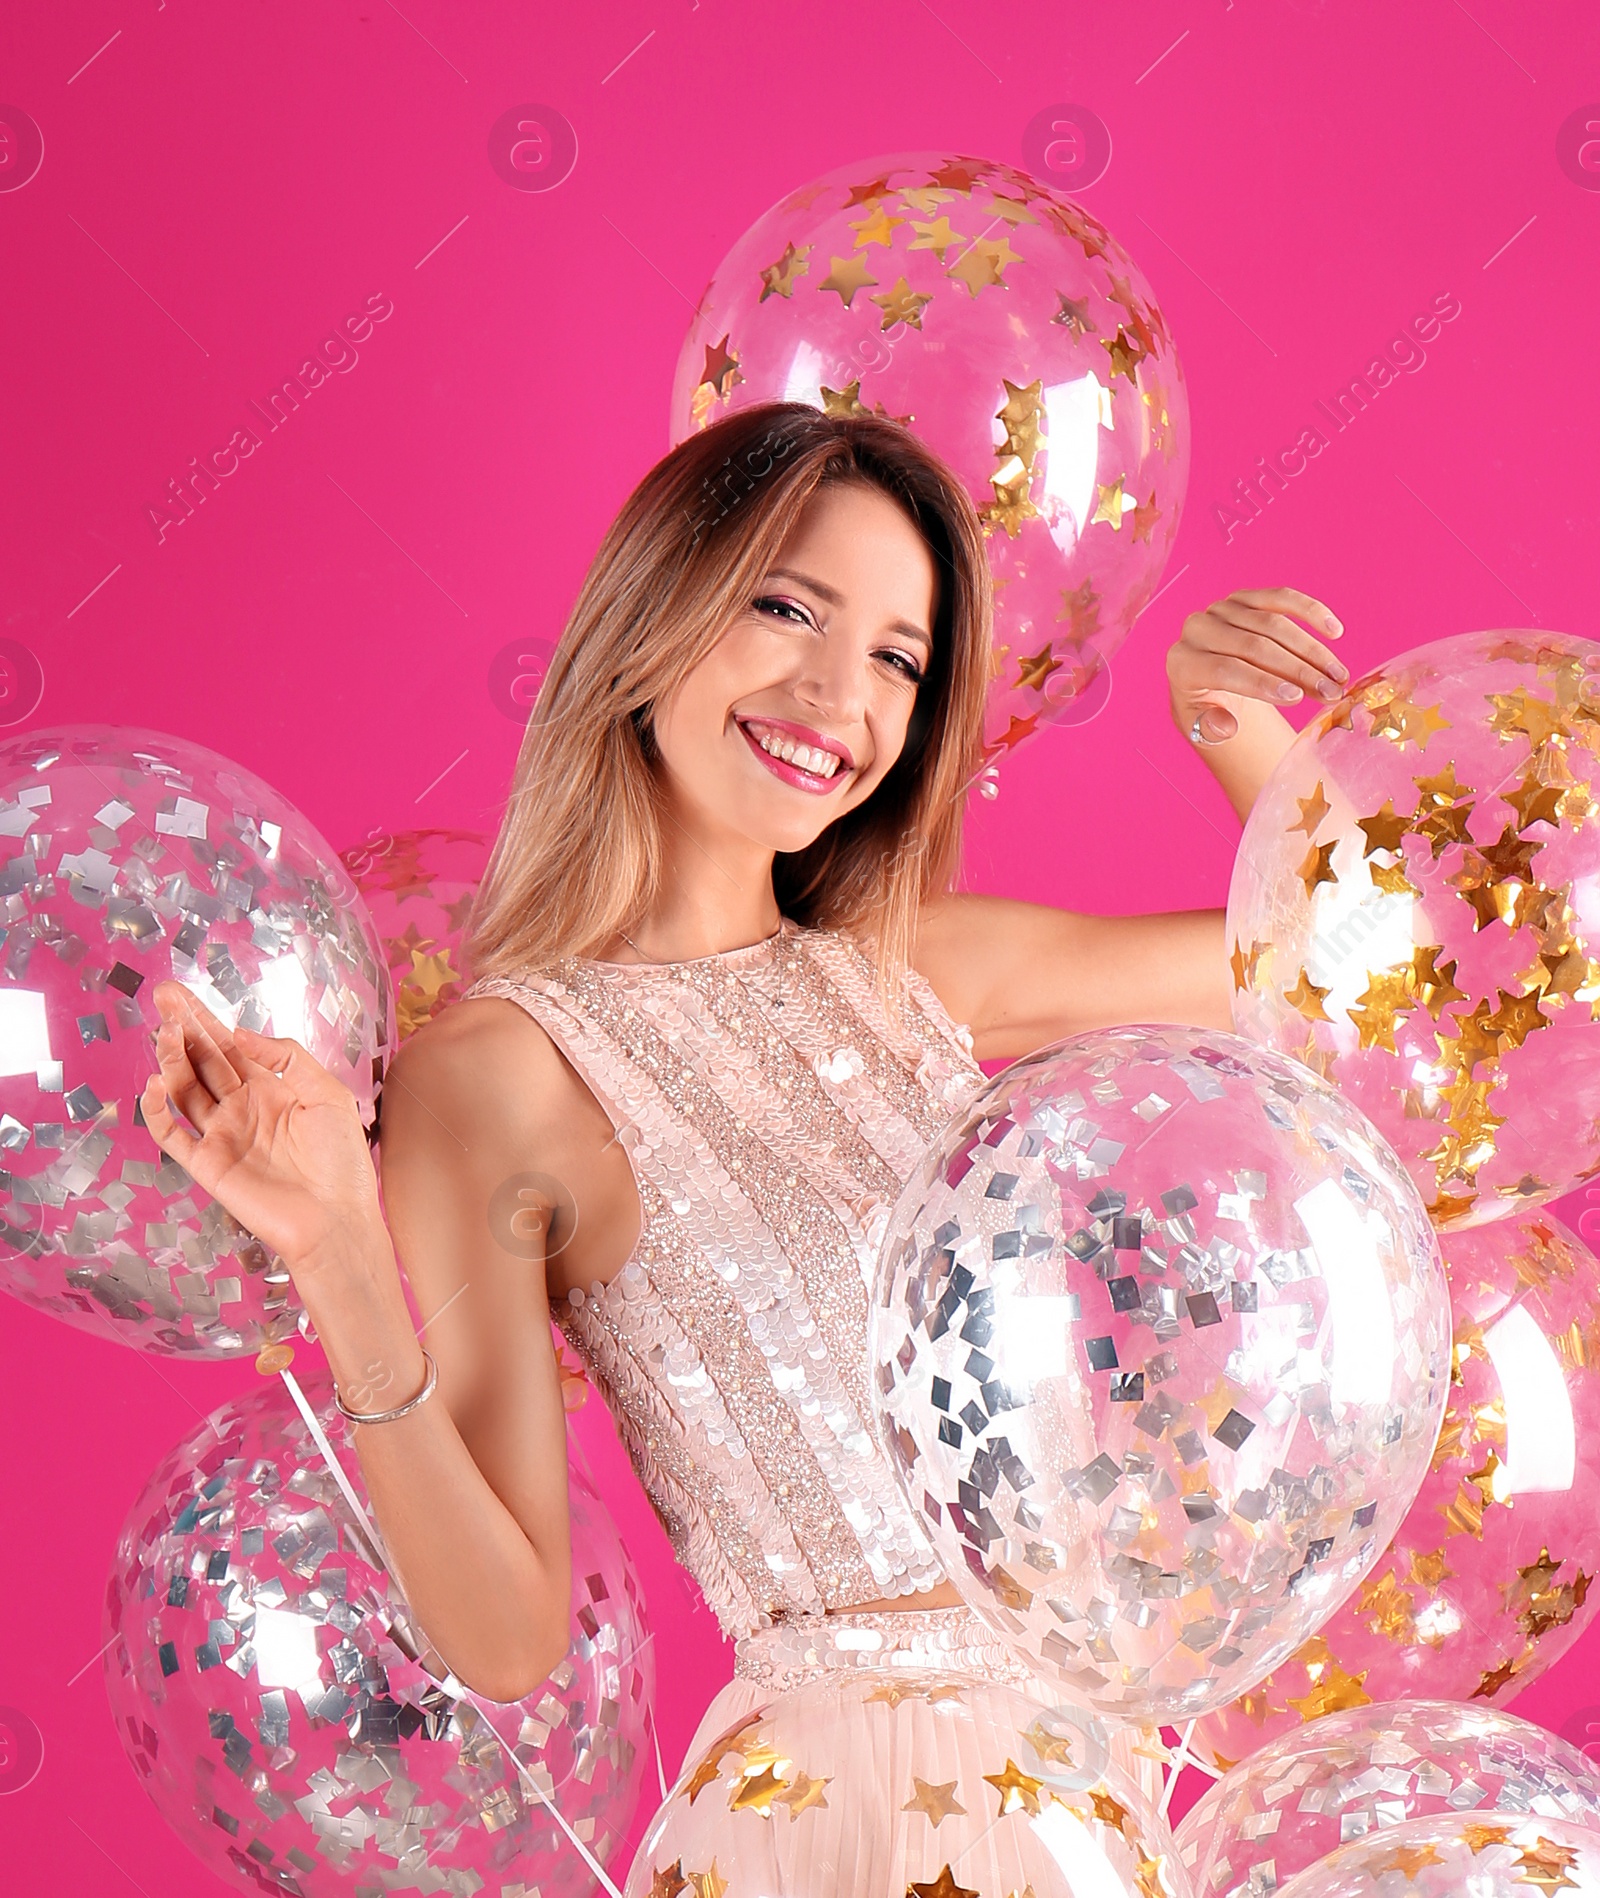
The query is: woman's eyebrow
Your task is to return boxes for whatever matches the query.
[765,566,933,652]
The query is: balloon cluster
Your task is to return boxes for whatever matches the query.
[0,736,654,1893]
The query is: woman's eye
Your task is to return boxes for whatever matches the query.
[879,649,925,684]
[754,595,811,626]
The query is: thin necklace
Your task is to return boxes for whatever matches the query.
[616,921,790,1007]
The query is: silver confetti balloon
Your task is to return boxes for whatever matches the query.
[1176,1698,1600,1897]
[104,1368,654,1896]
[867,1024,1452,1725]
[0,727,393,1356]
[1274,1811,1600,1896]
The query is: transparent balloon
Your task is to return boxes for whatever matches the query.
[1228,629,1600,1228]
[627,1670,1189,1897]
[1198,1208,1600,1765]
[1275,1811,1600,1897]
[339,826,489,1043]
[668,150,1190,762]
[0,727,393,1356]
[105,1368,654,1895]
[868,1024,1452,1724]
[1176,1699,1600,1897]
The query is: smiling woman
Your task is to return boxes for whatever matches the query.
[140,399,1351,1851]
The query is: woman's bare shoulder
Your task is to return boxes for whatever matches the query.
[380,991,595,1151]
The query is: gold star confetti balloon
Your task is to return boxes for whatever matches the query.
[625,1670,1189,1896]
[1271,1811,1600,1898]
[1176,1698,1600,1897]
[1195,1207,1600,1769]
[0,728,393,1358]
[1228,629,1600,1230]
[867,1024,1451,1725]
[339,826,489,1042]
[105,1369,654,1897]
[668,151,1189,762]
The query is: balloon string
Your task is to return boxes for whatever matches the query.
[1158,1717,1218,1818]
[647,1699,670,1802]
[276,1368,626,1898]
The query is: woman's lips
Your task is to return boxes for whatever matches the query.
[738,720,850,795]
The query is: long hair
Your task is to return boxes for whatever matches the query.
[463,400,993,1000]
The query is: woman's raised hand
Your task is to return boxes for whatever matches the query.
[140,980,386,1274]
[1167,586,1348,745]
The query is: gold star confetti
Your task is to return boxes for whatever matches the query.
[1357,1569,1417,1643]
[1487,688,1569,750]
[908,215,964,261]
[1287,1660,1371,1720]
[1515,1837,1583,1893]
[1411,945,1467,1018]
[818,254,879,307]
[775,1769,831,1819]
[690,1865,728,1898]
[1101,326,1148,383]
[903,1778,966,1825]
[983,1759,1047,1817]
[907,1869,980,1898]
[1129,491,1160,543]
[1016,642,1063,692]
[1284,968,1332,1022]
[729,1763,789,1814]
[1435,1001,1505,1076]
[1088,1787,1132,1836]
[1057,579,1100,642]
[819,379,869,417]
[1485,985,1552,1048]
[1291,781,1332,835]
[1022,1718,1077,1768]
[870,276,933,330]
[1409,1546,1455,1587]
[1381,1843,1444,1874]
[759,241,811,300]
[1229,937,1265,992]
[1298,839,1339,896]
[926,157,989,191]
[698,335,743,399]
[1461,1820,1516,1853]
[947,233,1023,295]
[1358,799,1410,855]
[1365,684,1449,749]
[1472,1653,1524,1698]
[843,177,899,209]
[650,1863,689,1898]
[997,377,1046,466]
[1349,968,1416,1052]
[1091,477,1131,531]
[849,203,905,248]
[1504,768,1566,831]
[1053,291,1095,337]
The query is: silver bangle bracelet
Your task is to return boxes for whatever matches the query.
[334,1348,438,1425]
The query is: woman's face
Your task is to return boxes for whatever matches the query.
[650,480,939,859]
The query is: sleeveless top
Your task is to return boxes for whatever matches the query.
[461,918,986,1642]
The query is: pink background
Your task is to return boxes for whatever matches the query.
[3,1,1600,1889]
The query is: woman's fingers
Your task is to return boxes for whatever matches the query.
[234,1024,353,1110]
[1231,586,1343,637]
[1209,612,1348,698]
[139,1073,204,1173]
[151,980,249,1101]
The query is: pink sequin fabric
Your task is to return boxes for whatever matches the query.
[462,918,984,1642]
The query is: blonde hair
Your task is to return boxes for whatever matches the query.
[464,400,993,999]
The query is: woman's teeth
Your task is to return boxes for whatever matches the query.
[752,728,840,778]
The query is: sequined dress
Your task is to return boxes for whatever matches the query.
[463,920,1141,1779]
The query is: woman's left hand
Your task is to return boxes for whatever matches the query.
[1167,586,1348,745]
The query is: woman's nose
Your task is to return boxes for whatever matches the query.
[790,634,868,723]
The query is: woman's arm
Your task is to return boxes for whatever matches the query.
[142,985,577,1704]
[912,587,1349,1059]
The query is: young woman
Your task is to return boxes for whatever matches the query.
[138,402,1346,1808]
